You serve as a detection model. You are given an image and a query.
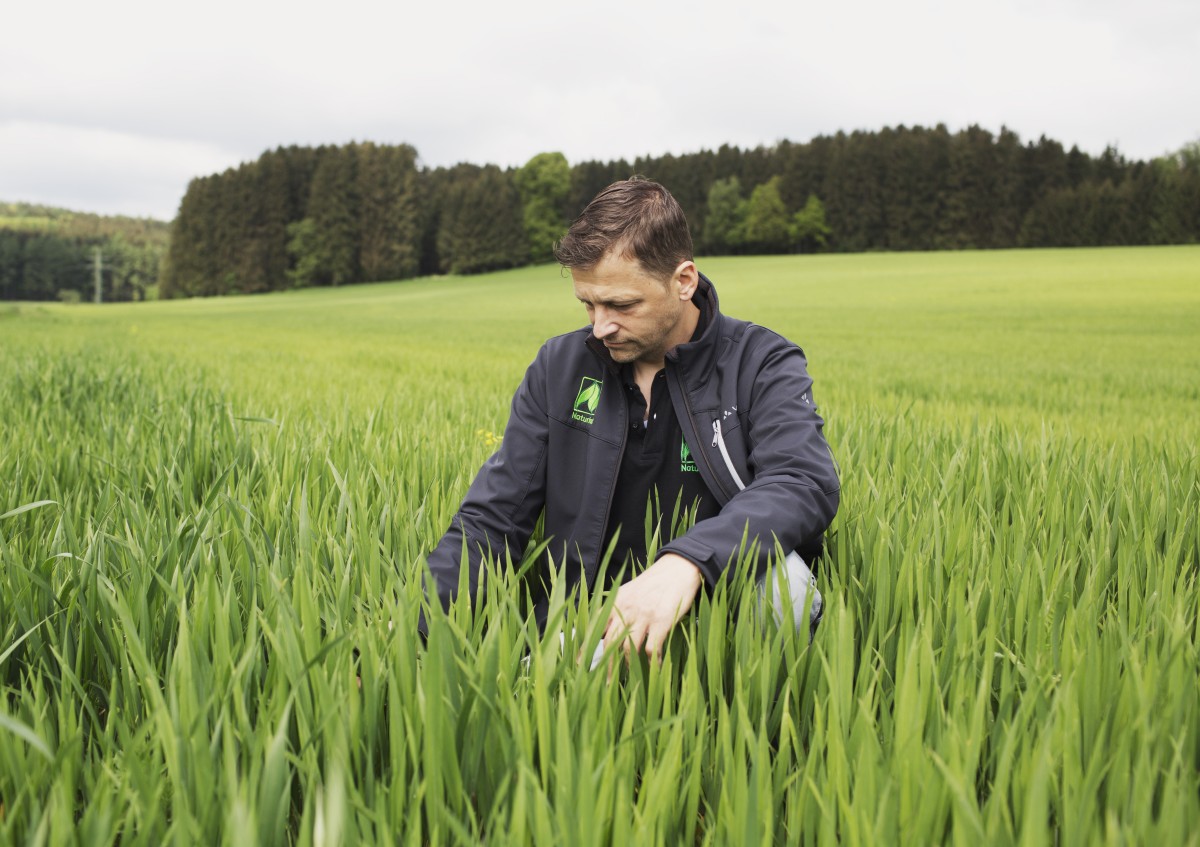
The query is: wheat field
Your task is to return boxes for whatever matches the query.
[2,246,1198,845]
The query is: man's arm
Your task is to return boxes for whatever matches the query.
[605,339,838,657]
[425,346,550,613]
[662,340,840,583]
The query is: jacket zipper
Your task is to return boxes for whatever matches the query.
[669,364,736,504]
[711,419,746,492]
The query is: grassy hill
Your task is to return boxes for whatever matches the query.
[0,200,170,243]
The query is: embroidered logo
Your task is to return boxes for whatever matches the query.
[680,439,698,473]
[572,377,602,425]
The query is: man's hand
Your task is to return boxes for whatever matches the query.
[604,553,704,659]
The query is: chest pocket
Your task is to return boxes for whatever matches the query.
[704,414,751,503]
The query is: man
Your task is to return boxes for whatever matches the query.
[424,177,839,657]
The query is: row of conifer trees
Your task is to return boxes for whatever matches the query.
[160,125,1200,298]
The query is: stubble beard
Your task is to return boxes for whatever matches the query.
[601,301,684,366]
[604,341,644,364]
[605,330,670,366]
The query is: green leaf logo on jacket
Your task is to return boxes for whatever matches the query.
[572,377,602,425]
[680,439,698,472]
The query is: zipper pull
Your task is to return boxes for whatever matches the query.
[712,418,720,447]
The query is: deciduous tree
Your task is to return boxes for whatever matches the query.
[515,152,571,264]
[701,177,745,255]
[739,176,792,254]
[792,195,831,253]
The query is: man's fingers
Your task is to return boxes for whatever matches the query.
[603,611,626,645]
[643,625,665,659]
[622,623,648,659]
[604,555,702,663]
[603,613,637,666]
[607,610,647,660]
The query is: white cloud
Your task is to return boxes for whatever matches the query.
[0,122,242,219]
[1,0,1197,218]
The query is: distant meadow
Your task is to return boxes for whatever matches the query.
[2,246,1198,844]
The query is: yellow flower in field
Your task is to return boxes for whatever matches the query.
[476,428,503,448]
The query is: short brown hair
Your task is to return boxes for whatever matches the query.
[554,177,693,280]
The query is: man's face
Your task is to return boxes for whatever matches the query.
[571,250,697,367]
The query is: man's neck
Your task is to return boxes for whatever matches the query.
[635,300,700,380]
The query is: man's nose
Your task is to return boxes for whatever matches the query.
[592,308,617,338]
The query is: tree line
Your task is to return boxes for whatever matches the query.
[161,144,560,296]
[0,203,169,302]
[5,125,1197,301]
[162,126,1200,298]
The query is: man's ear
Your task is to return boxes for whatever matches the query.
[674,261,699,301]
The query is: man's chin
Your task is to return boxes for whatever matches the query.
[604,343,639,362]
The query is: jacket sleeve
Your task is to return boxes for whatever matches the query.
[659,342,839,584]
[424,346,550,610]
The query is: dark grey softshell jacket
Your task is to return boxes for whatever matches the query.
[425,274,840,621]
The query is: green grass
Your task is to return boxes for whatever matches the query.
[2,246,1199,844]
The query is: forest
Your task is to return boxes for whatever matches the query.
[3,124,1198,301]
[0,203,169,302]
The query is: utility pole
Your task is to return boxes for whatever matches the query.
[92,247,103,304]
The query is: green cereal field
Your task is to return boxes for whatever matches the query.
[2,246,1199,844]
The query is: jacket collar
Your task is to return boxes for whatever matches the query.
[666,272,721,374]
[585,272,723,376]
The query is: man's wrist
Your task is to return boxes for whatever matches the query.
[654,552,704,587]
[657,546,715,585]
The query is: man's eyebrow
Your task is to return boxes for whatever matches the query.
[576,295,640,306]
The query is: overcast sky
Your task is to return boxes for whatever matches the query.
[2,0,1197,221]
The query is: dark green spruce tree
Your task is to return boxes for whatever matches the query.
[437,165,527,274]
[305,144,362,286]
[357,142,421,282]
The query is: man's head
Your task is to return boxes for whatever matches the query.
[554,176,693,281]
[556,178,701,368]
